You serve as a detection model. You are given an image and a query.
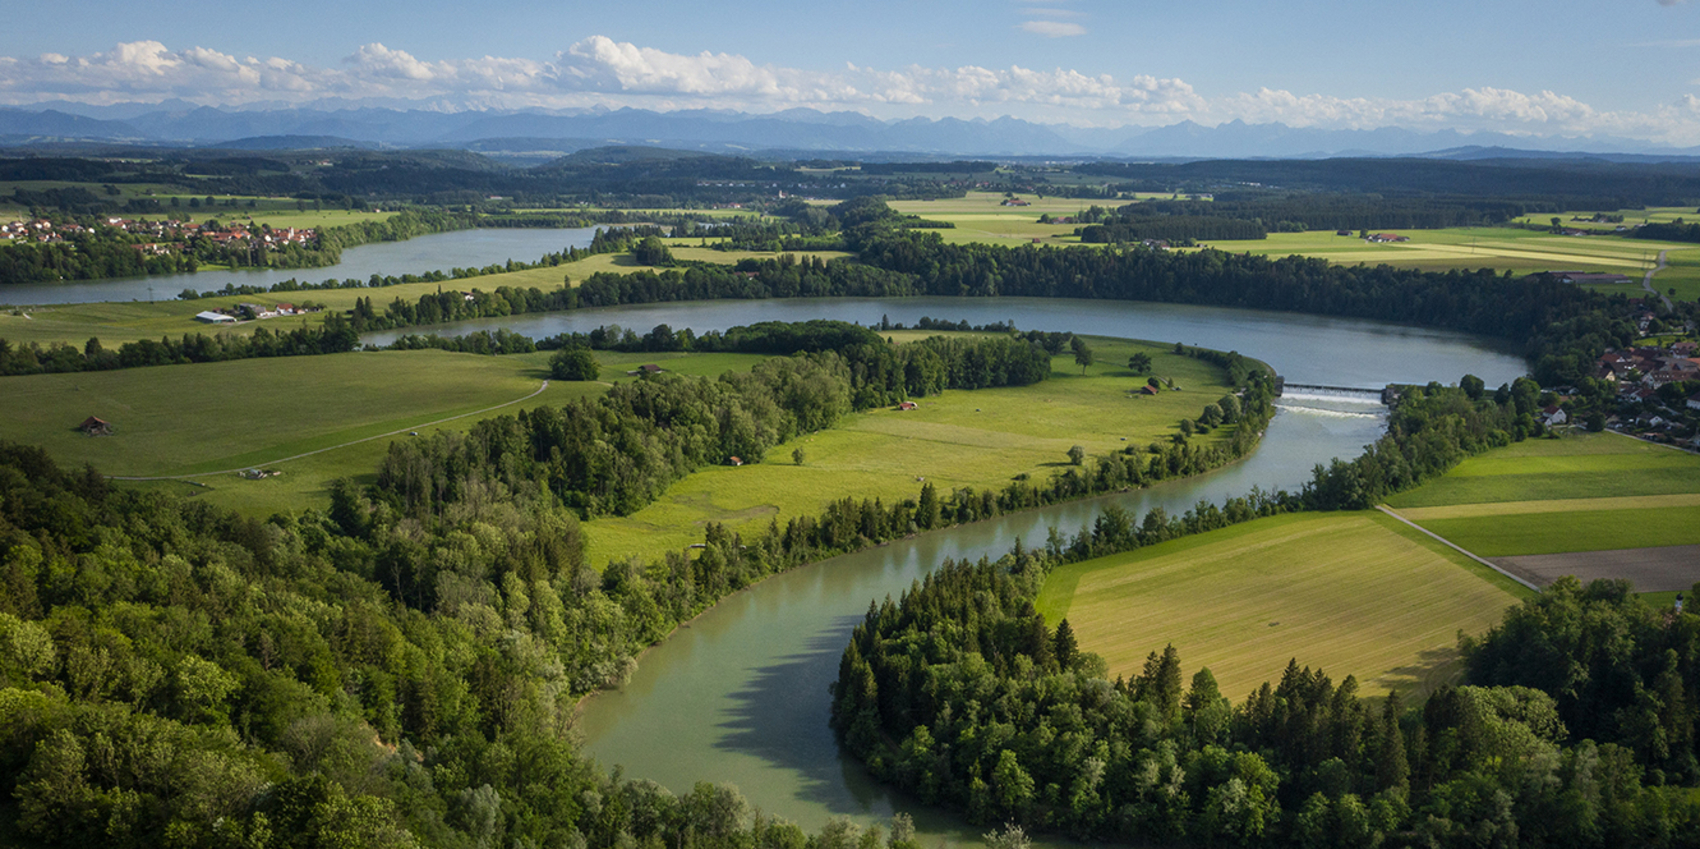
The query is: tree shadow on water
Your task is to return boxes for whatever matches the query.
[715,612,881,809]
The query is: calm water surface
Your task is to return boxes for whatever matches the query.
[535,297,1528,847]
[0,227,597,306]
[3,226,1540,843]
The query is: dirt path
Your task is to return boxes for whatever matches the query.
[110,379,551,481]
[1643,249,1673,310]
[1376,505,1541,592]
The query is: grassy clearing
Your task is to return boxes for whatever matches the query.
[581,337,1240,566]
[1034,512,1524,701]
[1384,432,1700,507]
[1647,247,1700,303]
[1418,509,1700,557]
[888,193,1104,247]
[1211,228,1683,277]
[1395,493,1700,521]
[0,349,608,515]
[1384,431,1700,561]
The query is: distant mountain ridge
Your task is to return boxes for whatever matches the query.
[1,102,1695,161]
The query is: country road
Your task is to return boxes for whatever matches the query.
[1644,248,1673,310]
[110,379,551,482]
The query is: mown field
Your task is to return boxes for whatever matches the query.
[1,349,607,517]
[1216,227,1682,277]
[0,330,1236,565]
[888,192,1107,247]
[581,337,1241,566]
[1384,432,1700,561]
[1034,512,1526,701]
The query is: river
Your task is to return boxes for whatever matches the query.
[0,227,599,306]
[392,296,1524,846]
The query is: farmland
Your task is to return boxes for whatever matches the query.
[0,348,606,516]
[1034,511,1525,701]
[1383,432,1700,590]
[0,330,1242,564]
[575,336,1243,566]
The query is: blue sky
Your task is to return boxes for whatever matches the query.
[6,0,1700,143]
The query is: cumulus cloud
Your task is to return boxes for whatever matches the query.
[2,37,1697,143]
[1019,20,1087,37]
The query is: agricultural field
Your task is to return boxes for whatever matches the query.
[0,348,606,517]
[1511,206,1699,230]
[1213,227,1682,277]
[1034,512,1526,701]
[1383,432,1700,590]
[0,330,1235,562]
[888,192,1109,247]
[582,337,1243,566]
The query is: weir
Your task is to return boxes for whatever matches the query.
[1273,376,1398,405]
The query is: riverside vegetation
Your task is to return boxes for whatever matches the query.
[831,381,1700,847]
[0,193,1692,847]
[0,319,1277,847]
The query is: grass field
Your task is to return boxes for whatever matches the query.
[1384,432,1700,507]
[1212,227,1682,277]
[883,193,1699,293]
[1034,512,1526,701]
[581,337,1241,566]
[1418,509,1700,557]
[1,349,608,516]
[1384,432,1700,575]
[888,193,1105,247]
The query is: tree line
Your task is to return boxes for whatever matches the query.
[0,320,1275,847]
[831,380,1699,847]
[0,441,945,849]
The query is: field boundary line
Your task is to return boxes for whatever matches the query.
[109,379,551,482]
[1375,504,1541,592]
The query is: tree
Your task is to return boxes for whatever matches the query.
[632,235,675,266]
[1460,374,1485,401]
[1127,351,1153,374]
[1071,337,1094,374]
[1067,445,1085,466]
[793,447,807,466]
[1217,394,1241,423]
[549,346,599,381]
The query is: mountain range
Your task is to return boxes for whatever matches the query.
[2,101,1696,162]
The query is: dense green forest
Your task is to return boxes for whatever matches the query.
[0,318,1281,847]
[832,381,1700,847]
[0,440,941,849]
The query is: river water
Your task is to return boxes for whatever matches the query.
[0,227,1544,843]
[0,227,599,306]
[423,296,1528,846]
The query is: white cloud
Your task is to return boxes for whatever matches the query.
[1019,20,1087,37]
[2,38,1699,144]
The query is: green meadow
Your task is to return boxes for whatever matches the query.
[581,337,1242,566]
[0,329,1240,568]
[1384,432,1700,507]
[888,192,1106,247]
[1385,432,1700,560]
[1034,512,1525,702]
[1,349,606,516]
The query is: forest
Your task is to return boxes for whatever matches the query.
[0,317,1283,847]
[831,381,1700,847]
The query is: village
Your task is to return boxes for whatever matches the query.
[0,215,316,256]
[1568,333,1700,448]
